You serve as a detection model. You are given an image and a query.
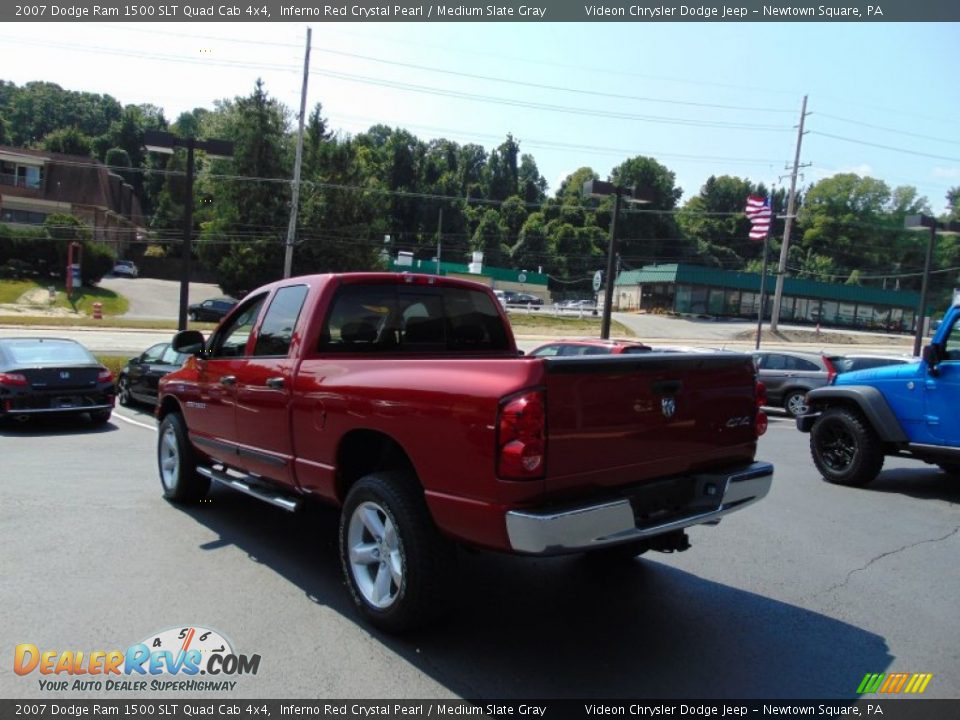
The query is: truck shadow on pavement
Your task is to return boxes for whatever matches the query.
[181,486,893,700]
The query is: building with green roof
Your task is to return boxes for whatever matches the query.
[614,263,921,332]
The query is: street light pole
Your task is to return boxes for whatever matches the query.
[179,140,195,332]
[145,130,234,331]
[583,179,649,340]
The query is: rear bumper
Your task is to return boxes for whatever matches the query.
[504,461,773,555]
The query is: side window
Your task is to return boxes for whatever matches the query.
[209,294,267,358]
[944,320,960,361]
[764,354,787,370]
[788,357,820,372]
[253,285,309,357]
[533,345,561,357]
[160,346,187,365]
[141,344,167,363]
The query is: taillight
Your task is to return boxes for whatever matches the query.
[823,355,837,383]
[497,389,546,479]
[755,381,768,436]
[0,372,28,386]
[97,368,114,383]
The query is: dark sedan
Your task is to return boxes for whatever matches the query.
[0,338,115,424]
[188,297,237,322]
[118,342,190,408]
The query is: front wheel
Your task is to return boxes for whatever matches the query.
[117,376,132,406]
[157,413,209,503]
[784,390,810,418]
[810,407,884,486]
[339,472,456,633]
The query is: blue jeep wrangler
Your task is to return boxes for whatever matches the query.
[798,292,960,486]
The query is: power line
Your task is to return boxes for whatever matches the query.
[809,131,960,163]
[815,112,960,147]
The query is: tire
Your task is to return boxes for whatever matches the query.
[157,413,210,503]
[938,464,960,476]
[89,409,112,425]
[783,390,810,418]
[810,407,884,486]
[339,472,456,633]
[117,376,132,407]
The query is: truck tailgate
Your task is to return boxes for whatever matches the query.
[542,352,758,498]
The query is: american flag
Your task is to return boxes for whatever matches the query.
[745,195,772,241]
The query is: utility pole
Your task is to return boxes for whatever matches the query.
[770,94,809,332]
[284,27,312,279]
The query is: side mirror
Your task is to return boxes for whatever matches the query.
[922,343,941,375]
[171,330,206,356]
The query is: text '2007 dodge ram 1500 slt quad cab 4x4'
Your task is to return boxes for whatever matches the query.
[157,273,773,631]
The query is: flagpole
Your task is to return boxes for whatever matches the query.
[754,189,774,350]
[755,231,770,350]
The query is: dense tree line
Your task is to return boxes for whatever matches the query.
[2,79,959,304]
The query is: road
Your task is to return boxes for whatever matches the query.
[98,277,224,320]
[1,408,957,700]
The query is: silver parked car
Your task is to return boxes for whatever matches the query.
[752,350,839,418]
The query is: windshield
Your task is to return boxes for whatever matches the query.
[3,340,95,365]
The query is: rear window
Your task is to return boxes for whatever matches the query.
[3,340,94,365]
[319,283,509,353]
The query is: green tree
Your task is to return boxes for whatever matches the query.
[197,79,291,292]
[41,127,93,156]
[608,156,686,266]
[677,175,775,268]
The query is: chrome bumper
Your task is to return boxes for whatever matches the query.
[4,403,113,415]
[505,461,773,555]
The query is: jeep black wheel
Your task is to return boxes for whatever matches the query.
[339,472,456,633]
[117,376,132,406]
[810,407,884,486]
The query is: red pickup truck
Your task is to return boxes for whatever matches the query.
[157,272,772,631]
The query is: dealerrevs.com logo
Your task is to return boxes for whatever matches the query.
[857,672,933,694]
[14,626,261,692]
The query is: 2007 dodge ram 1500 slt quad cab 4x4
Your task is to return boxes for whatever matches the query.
[157,272,773,631]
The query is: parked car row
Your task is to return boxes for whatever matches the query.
[751,350,914,418]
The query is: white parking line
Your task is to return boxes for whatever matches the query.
[112,411,157,432]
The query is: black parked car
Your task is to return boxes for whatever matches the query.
[117,343,190,408]
[0,338,114,424]
[188,297,237,322]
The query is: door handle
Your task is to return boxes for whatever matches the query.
[265,377,285,389]
[220,375,237,386]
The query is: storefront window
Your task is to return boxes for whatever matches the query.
[821,300,839,324]
[723,289,740,316]
[675,285,692,314]
[708,288,725,315]
[838,302,856,326]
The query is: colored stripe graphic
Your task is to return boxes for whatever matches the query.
[858,672,933,694]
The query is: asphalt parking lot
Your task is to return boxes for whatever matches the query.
[2,405,958,700]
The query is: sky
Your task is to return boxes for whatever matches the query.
[2,21,959,213]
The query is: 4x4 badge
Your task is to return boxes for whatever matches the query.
[661,397,676,418]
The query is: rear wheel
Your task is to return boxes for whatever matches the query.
[339,472,456,632]
[157,413,209,503]
[784,390,810,418]
[810,407,884,486]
